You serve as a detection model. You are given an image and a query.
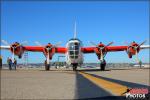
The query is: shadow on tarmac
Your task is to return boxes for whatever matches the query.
[86,72,149,88]
[38,69,111,72]
[77,69,111,72]
[75,72,126,100]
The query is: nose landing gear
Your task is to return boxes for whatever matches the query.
[72,63,78,71]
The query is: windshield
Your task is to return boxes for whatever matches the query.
[68,42,80,59]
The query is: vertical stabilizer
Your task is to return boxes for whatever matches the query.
[74,21,77,39]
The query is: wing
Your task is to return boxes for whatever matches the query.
[0,46,10,50]
[81,45,150,53]
[140,45,150,49]
[81,46,128,53]
[0,45,67,54]
[55,47,67,54]
[81,47,96,53]
[23,46,67,54]
[24,46,67,54]
[23,46,44,52]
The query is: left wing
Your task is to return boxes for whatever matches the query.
[81,46,128,53]
[81,45,150,53]
[81,42,150,61]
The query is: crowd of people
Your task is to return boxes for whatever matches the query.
[7,57,17,70]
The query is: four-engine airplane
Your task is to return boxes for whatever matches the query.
[1,24,150,71]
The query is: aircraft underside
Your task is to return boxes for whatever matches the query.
[44,60,106,71]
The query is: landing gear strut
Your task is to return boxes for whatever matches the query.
[100,59,106,71]
[72,64,78,71]
[45,60,50,71]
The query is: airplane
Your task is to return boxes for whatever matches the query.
[0,23,150,71]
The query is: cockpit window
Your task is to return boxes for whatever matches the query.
[68,42,80,59]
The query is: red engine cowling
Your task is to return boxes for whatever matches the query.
[127,42,140,58]
[10,42,24,58]
[43,43,55,59]
[95,42,107,59]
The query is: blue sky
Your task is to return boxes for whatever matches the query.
[1,1,149,64]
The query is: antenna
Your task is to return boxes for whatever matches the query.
[74,21,77,39]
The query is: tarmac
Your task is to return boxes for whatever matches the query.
[0,67,150,99]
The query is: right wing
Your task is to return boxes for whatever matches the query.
[23,46,67,54]
[0,45,67,54]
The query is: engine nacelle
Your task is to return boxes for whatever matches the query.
[43,43,55,59]
[95,42,107,59]
[126,42,140,58]
[10,42,24,58]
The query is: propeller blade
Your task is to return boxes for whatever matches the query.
[12,48,15,63]
[100,49,104,61]
[49,41,62,50]
[21,41,28,45]
[139,40,147,46]
[47,52,50,64]
[89,41,98,47]
[1,40,10,46]
[53,41,62,47]
[106,42,113,46]
[35,41,42,46]
[89,41,102,50]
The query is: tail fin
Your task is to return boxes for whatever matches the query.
[74,21,77,39]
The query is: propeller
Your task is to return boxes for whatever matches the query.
[1,40,10,46]
[1,40,28,63]
[129,40,147,63]
[106,42,114,46]
[12,47,15,63]
[35,41,42,46]
[20,41,28,46]
[131,40,147,50]
[89,41,113,61]
[1,40,15,62]
[35,41,61,64]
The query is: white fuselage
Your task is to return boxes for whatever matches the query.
[65,38,83,66]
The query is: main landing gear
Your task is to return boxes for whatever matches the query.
[100,59,106,71]
[44,60,50,71]
[72,63,78,71]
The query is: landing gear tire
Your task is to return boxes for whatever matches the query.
[72,64,78,71]
[18,55,22,59]
[44,60,50,71]
[100,60,106,71]
[45,64,50,71]
[100,64,105,71]
[73,66,77,71]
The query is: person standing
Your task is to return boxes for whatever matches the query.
[0,56,2,70]
[14,58,17,70]
[7,57,12,70]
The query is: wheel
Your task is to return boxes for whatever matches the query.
[44,60,50,71]
[100,60,106,71]
[100,64,105,71]
[72,64,78,71]
[45,64,50,71]
[19,55,22,59]
[73,66,77,71]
